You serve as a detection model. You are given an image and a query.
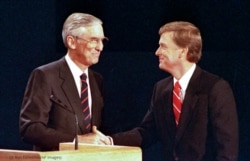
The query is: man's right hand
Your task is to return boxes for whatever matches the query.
[77,126,113,145]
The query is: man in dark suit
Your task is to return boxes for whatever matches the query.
[19,13,111,151]
[112,21,239,161]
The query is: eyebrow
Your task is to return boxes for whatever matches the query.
[159,42,168,48]
[89,36,108,40]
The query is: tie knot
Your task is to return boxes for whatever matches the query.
[174,81,181,89]
[80,73,87,81]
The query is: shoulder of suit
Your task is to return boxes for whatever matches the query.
[32,57,66,74]
[195,68,229,93]
[200,69,222,82]
[88,69,103,82]
[89,68,102,76]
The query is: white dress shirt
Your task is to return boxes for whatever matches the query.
[65,54,92,115]
[173,64,196,101]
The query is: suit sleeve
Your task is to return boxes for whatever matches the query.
[19,68,74,150]
[209,79,239,161]
[112,84,158,148]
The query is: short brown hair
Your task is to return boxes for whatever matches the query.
[159,21,202,63]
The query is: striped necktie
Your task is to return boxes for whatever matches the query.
[173,81,182,126]
[80,73,91,133]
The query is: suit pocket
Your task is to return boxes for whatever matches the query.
[50,94,73,113]
[48,95,75,132]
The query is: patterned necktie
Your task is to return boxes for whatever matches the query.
[80,73,91,133]
[173,81,182,126]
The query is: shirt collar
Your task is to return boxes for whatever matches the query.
[173,64,196,91]
[65,53,89,78]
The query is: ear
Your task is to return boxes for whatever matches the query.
[67,36,77,49]
[179,47,189,58]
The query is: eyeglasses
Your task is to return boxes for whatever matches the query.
[75,36,109,47]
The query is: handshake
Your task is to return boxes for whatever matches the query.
[77,126,113,145]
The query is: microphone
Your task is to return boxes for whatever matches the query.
[50,94,79,150]
[74,114,79,150]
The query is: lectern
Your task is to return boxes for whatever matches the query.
[0,143,142,161]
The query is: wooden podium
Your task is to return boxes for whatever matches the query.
[0,143,142,161]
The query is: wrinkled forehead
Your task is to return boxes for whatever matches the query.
[77,24,105,38]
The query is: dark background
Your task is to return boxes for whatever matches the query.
[0,0,249,160]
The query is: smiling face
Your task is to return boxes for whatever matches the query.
[67,24,106,69]
[155,31,183,74]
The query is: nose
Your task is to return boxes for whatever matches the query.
[155,47,160,56]
[95,40,104,51]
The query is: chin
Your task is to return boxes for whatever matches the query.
[159,64,168,72]
[92,60,99,65]
[159,63,164,69]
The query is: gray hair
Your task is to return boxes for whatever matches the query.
[62,13,103,47]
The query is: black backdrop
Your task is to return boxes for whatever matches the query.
[1,0,250,161]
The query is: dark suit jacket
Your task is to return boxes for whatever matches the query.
[112,66,238,161]
[19,57,104,151]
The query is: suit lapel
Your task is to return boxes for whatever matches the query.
[175,66,202,144]
[88,70,103,127]
[58,58,85,134]
[161,78,177,139]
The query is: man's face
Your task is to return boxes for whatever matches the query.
[155,32,183,73]
[73,24,106,67]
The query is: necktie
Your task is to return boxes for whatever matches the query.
[80,73,91,133]
[173,81,182,126]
